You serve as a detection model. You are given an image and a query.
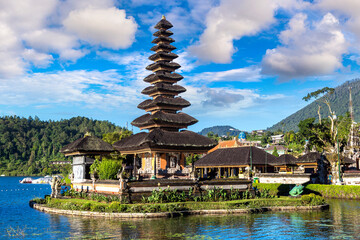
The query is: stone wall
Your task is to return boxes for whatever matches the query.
[256,173,312,184]
[342,173,360,185]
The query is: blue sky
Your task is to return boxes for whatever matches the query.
[1,0,360,132]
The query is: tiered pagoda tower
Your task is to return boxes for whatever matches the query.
[114,16,216,179]
[131,16,197,131]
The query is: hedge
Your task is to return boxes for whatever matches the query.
[253,183,360,199]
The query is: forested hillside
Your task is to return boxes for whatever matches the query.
[268,79,360,132]
[199,125,242,137]
[0,116,123,176]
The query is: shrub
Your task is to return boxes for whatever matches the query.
[301,193,326,205]
[107,201,121,212]
[80,203,92,211]
[97,160,122,180]
[90,203,106,212]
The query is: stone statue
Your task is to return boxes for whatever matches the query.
[50,176,62,198]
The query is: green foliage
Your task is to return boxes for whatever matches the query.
[296,115,351,152]
[302,87,335,102]
[97,159,122,180]
[254,183,360,200]
[41,196,316,214]
[102,130,132,144]
[272,147,279,157]
[142,187,255,203]
[89,159,100,175]
[0,116,123,176]
[206,131,220,141]
[253,183,289,196]
[305,184,360,199]
[300,193,326,205]
[186,154,199,166]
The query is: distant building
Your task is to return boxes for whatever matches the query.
[51,161,71,165]
[251,130,265,136]
[271,134,284,144]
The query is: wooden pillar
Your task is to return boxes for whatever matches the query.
[218,167,221,178]
[151,153,157,179]
[132,154,137,180]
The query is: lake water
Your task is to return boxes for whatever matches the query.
[1,176,360,239]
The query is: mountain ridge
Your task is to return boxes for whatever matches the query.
[267,79,360,132]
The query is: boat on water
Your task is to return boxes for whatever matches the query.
[32,176,53,184]
[19,177,33,183]
[0,174,5,177]
[20,175,60,184]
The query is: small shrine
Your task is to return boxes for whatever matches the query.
[60,135,114,183]
[114,16,216,179]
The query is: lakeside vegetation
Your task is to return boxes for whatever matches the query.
[0,116,125,176]
[33,191,325,214]
[254,183,360,199]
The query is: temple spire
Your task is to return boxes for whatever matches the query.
[131,17,198,132]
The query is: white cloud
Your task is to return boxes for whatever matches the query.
[0,70,140,109]
[98,51,151,83]
[189,0,278,63]
[22,49,53,68]
[349,55,360,65]
[23,29,78,53]
[0,0,138,77]
[317,0,360,53]
[63,7,137,49]
[0,0,57,32]
[262,13,347,80]
[182,85,285,118]
[190,66,261,84]
[189,0,309,63]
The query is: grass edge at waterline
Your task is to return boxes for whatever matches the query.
[30,196,329,218]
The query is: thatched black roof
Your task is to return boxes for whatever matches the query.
[194,147,277,167]
[153,29,173,37]
[152,36,175,44]
[149,51,178,61]
[141,83,186,95]
[113,129,216,152]
[297,152,322,163]
[132,112,198,128]
[138,96,190,110]
[154,17,173,29]
[144,72,183,83]
[271,154,297,166]
[146,61,181,71]
[150,43,176,52]
[60,136,114,154]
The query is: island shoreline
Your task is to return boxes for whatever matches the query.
[29,200,329,219]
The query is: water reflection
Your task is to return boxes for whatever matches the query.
[56,200,360,240]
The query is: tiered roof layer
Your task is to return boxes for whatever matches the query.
[133,16,196,131]
[114,16,216,152]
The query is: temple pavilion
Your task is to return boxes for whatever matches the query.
[113,16,216,179]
